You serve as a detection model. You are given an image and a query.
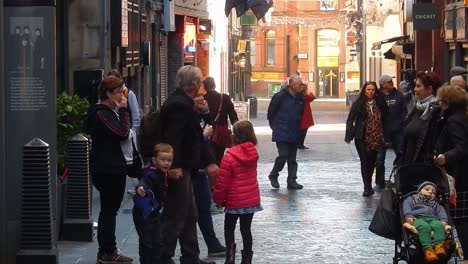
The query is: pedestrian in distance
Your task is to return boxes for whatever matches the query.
[267,74,305,190]
[85,75,133,263]
[345,81,388,196]
[132,143,173,264]
[158,65,217,264]
[400,71,443,166]
[298,83,316,150]
[449,75,468,92]
[203,76,239,165]
[402,181,451,263]
[214,120,262,264]
[375,75,406,190]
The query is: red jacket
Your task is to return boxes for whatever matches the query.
[213,142,260,209]
[301,92,316,129]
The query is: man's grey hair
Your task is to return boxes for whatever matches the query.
[175,65,203,92]
[450,75,466,88]
[288,74,302,85]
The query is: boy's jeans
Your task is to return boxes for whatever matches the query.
[133,206,161,264]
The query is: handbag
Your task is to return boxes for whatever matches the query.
[368,170,401,240]
[210,94,232,148]
[132,190,160,219]
[127,136,143,179]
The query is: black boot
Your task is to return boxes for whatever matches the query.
[240,250,253,264]
[224,243,236,264]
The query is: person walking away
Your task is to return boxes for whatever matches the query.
[203,76,239,165]
[158,65,217,264]
[345,81,388,196]
[214,120,262,264]
[107,69,142,194]
[298,83,316,150]
[85,75,133,263]
[434,85,468,259]
[132,143,173,264]
[267,75,305,189]
[375,75,407,189]
[401,71,443,166]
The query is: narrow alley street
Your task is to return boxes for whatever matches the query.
[59,100,396,264]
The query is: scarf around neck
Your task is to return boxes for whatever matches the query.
[415,95,436,120]
[412,193,437,208]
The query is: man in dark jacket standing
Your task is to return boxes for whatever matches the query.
[158,65,217,264]
[375,75,407,189]
[267,75,305,189]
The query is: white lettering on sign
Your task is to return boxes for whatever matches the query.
[233,101,249,121]
[415,14,437,19]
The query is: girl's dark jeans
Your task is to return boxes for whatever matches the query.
[133,206,161,264]
[93,173,127,254]
[224,213,254,252]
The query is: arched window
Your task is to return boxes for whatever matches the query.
[266,30,276,66]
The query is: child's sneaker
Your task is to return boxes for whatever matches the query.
[434,242,447,259]
[424,247,438,263]
[97,250,133,263]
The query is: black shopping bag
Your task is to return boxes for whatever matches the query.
[369,187,401,240]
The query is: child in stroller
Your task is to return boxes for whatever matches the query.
[403,181,452,263]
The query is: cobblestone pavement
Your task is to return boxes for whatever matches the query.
[59,101,400,264]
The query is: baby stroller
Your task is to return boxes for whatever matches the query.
[392,163,461,264]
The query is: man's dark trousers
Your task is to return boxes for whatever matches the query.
[269,142,298,184]
[192,171,223,250]
[375,131,403,187]
[160,169,200,264]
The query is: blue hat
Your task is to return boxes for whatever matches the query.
[417,181,437,193]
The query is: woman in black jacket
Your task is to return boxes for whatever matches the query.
[434,85,468,191]
[435,84,468,260]
[345,81,388,196]
[401,71,443,165]
[203,76,239,165]
[85,75,133,263]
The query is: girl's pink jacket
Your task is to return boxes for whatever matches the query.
[213,142,260,209]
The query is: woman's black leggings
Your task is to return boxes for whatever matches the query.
[224,213,254,252]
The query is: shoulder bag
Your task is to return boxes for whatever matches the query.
[210,94,233,148]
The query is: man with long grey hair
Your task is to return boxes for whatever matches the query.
[158,65,217,264]
[267,74,305,189]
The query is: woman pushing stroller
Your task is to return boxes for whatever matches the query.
[403,181,451,263]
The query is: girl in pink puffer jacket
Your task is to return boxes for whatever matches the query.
[214,120,262,264]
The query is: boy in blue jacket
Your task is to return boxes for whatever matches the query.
[132,143,173,264]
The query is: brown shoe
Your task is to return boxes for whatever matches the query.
[424,247,438,263]
[434,242,447,259]
[97,250,133,263]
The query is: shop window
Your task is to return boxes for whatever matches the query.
[266,30,275,66]
[250,40,256,65]
[316,29,339,97]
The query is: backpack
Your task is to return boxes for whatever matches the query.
[139,108,162,159]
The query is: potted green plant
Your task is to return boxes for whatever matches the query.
[56,91,89,176]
